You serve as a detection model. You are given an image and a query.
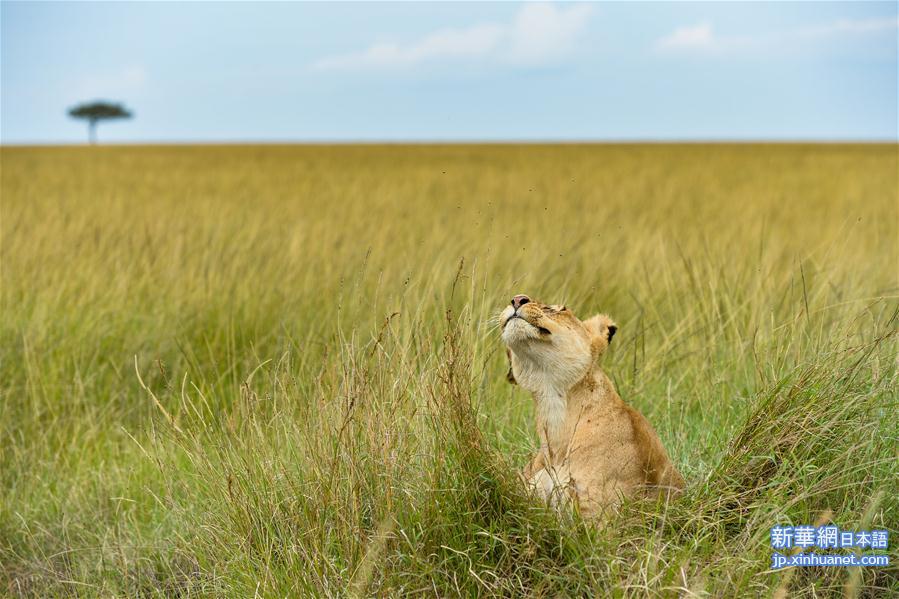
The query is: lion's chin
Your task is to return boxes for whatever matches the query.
[501,317,539,346]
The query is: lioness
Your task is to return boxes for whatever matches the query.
[500,294,684,517]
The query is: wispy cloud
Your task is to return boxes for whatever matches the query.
[654,15,898,54]
[313,24,504,70]
[312,3,592,71]
[655,22,714,51]
[799,16,899,37]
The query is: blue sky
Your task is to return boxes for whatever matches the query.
[2,1,897,143]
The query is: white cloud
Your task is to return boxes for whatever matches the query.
[314,24,504,70]
[654,16,899,54]
[312,3,592,71]
[505,3,593,65]
[654,22,714,51]
[799,16,899,37]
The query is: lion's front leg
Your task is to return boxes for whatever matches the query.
[520,451,546,482]
[525,464,575,510]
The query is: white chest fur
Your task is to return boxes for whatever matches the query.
[535,387,567,455]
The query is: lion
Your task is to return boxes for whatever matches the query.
[500,294,684,517]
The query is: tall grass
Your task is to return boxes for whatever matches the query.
[1,144,897,596]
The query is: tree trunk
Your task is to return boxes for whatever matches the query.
[88,119,97,145]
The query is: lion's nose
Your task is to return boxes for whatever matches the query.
[511,295,530,309]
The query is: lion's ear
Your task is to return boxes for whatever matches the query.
[583,314,617,357]
[505,348,517,385]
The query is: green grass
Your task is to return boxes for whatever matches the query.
[1,143,897,597]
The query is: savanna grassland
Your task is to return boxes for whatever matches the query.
[1,144,897,597]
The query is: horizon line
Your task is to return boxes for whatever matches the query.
[3,138,898,148]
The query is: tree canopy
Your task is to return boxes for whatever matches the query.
[69,101,132,121]
[68,101,133,143]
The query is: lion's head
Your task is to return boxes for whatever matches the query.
[500,294,616,391]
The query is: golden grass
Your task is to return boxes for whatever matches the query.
[1,143,897,596]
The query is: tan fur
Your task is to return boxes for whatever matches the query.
[500,298,684,517]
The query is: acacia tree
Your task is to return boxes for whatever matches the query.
[68,101,133,144]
